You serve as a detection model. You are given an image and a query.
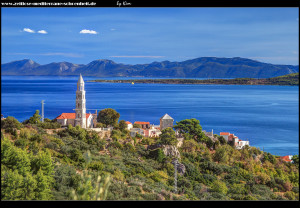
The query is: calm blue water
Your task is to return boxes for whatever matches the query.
[1,75,299,156]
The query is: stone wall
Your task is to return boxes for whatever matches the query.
[160,119,174,131]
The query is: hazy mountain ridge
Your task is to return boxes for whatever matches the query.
[2,57,299,78]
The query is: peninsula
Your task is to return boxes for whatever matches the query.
[89,73,299,86]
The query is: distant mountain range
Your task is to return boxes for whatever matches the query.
[1,57,299,78]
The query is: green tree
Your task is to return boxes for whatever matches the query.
[31,150,54,179]
[34,169,52,200]
[174,118,205,142]
[28,110,42,124]
[181,139,199,152]
[1,169,25,200]
[213,145,231,163]
[1,136,53,200]
[97,108,120,127]
[1,136,31,176]
[218,136,227,145]
[292,155,299,167]
[118,120,128,132]
[157,127,177,146]
[1,116,23,130]
[133,123,142,128]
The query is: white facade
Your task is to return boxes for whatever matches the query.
[86,113,93,128]
[147,127,161,137]
[126,122,133,130]
[236,140,250,149]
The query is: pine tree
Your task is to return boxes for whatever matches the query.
[34,169,52,200]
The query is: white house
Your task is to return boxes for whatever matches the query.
[235,139,250,149]
[144,126,161,137]
[126,121,133,130]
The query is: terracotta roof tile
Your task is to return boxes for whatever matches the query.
[134,121,150,125]
[56,113,91,120]
[281,156,292,162]
[220,132,230,135]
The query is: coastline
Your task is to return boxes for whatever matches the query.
[88,73,299,86]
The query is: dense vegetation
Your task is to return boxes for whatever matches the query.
[1,110,299,200]
[90,73,299,86]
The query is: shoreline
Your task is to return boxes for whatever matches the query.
[87,73,299,86]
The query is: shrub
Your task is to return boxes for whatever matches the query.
[284,191,297,200]
[148,148,165,163]
[1,116,23,130]
[210,180,228,195]
[148,171,169,183]
[87,161,104,172]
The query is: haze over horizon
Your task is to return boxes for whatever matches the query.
[2,8,299,65]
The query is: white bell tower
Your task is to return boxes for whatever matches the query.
[75,74,86,128]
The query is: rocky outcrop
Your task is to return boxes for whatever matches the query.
[171,158,186,176]
[162,145,181,159]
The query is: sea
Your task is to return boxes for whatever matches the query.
[1,75,299,156]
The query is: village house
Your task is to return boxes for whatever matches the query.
[235,139,250,149]
[134,121,150,129]
[280,155,293,163]
[220,132,231,141]
[220,132,250,149]
[130,128,145,137]
[144,126,162,138]
[126,121,133,130]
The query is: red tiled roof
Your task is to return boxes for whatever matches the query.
[220,132,230,135]
[126,121,132,124]
[134,121,150,125]
[56,113,91,120]
[281,156,292,162]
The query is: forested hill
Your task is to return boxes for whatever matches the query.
[1,110,299,201]
[2,57,299,78]
[89,73,299,86]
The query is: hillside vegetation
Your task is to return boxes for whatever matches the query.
[1,111,299,201]
[90,73,299,86]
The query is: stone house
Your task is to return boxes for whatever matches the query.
[160,114,174,131]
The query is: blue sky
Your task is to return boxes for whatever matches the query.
[1,7,299,65]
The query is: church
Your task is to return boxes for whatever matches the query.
[55,74,94,128]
